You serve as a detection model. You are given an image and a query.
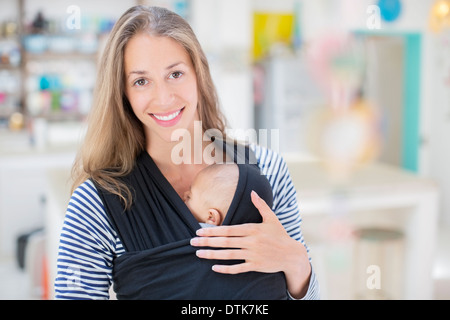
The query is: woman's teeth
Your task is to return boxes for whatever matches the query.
[152,109,181,121]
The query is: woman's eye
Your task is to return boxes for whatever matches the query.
[134,79,148,87]
[169,71,183,79]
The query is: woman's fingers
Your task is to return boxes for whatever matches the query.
[191,235,252,249]
[194,191,277,239]
[195,223,258,237]
[196,248,247,261]
[212,263,253,274]
[196,249,255,274]
[191,191,293,275]
[250,190,279,223]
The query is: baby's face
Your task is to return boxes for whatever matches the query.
[184,175,209,223]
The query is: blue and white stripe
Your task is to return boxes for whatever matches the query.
[252,145,304,243]
[55,145,319,300]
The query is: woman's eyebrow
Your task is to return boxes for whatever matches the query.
[166,61,185,70]
[127,70,147,79]
[127,62,185,79]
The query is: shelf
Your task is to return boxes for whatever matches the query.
[24,51,97,61]
[0,0,109,127]
[0,64,21,70]
[37,111,86,122]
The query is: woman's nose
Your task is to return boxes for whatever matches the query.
[152,82,174,108]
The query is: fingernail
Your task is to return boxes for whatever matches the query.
[196,228,205,236]
[196,250,205,257]
[190,238,199,246]
[251,190,260,202]
[212,265,222,272]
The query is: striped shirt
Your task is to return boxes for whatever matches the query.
[54,144,320,300]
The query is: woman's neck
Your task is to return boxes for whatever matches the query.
[148,136,196,167]
[147,138,178,169]
[147,134,213,198]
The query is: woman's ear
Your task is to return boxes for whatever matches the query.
[206,208,222,226]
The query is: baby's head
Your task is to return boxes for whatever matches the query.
[184,163,238,226]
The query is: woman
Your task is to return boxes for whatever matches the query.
[55,5,319,300]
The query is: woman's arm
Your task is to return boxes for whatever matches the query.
[54,180,120,299]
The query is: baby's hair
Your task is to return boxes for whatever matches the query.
[197,163,239,215]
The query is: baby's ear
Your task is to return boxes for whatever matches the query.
[207,209,222,226]
[182,190,190,202]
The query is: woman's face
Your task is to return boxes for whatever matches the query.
[124,33,199,144]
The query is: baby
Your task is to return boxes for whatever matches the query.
[182,162,288,300]
[184,163,239,227]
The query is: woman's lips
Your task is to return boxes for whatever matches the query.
[149,107,184,127]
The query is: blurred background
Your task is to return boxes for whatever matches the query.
[0,0,449,300]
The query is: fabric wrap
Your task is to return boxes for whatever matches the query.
[96,145,288,300]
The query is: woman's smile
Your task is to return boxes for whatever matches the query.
[150,107,185,127]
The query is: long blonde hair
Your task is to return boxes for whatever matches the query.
[71,6,227,206]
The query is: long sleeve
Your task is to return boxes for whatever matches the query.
[54,180,123,299]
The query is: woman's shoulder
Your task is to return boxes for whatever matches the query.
[66,179,119,247]
[249,143,288,176]
[69,179,105,216]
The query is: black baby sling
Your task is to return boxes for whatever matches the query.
[96,142,288,299]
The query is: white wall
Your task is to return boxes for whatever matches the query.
[190,0,254,132]
[22,0,136,24]
[298,0,450,223]
[249,0,449,222]
[427,30,450,224]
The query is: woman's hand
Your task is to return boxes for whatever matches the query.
[190,191,312,299]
